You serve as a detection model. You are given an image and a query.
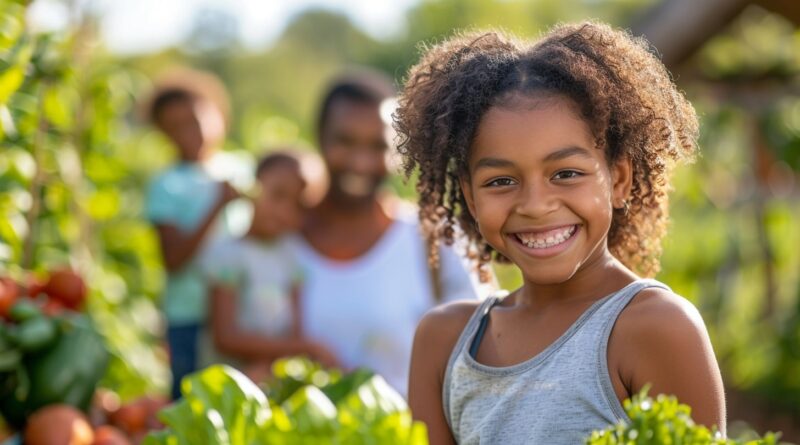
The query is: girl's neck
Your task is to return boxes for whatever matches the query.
[515,249,638,311]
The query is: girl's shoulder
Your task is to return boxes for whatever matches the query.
[420,299,484,330]
[611,285,711,371]
[617,286,705,335]
[413,299,487,362]
[609,285,725,428]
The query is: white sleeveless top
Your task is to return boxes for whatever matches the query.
[287,212,486,396]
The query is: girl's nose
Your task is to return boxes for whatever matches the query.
[514,181,558,218]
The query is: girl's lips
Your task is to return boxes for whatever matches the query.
[507,224,580,258]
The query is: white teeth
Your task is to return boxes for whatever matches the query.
[516,225,576,249]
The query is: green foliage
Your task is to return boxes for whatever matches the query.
[0,2,169,403]
[586,390,780,445]
[144,359,428,445]
[658,7,800,416]
[265,354,342,405]
[157,365,271,444]
[0,310,109,429]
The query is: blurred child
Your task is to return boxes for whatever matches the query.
[144,72,249,400]
[199,151,337,380]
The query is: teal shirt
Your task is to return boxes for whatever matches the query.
[146,159,251,325]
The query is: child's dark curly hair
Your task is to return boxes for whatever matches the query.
[394,21,698,278]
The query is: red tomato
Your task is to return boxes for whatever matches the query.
[0,277,19,319]
[108,399,148,435]
[41,298,67,317]
[24,404,94,445]
[25,275,47,299]
[44,268,87,310]
[92,425,131,445]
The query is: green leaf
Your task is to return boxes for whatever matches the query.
[85,187,121,221]
[585,390,780,445]
[0,348,21,371]
[43,83,77,130]
[321,367,373,404]
[0,3,24,51]
[337,374,407,430]
[281,385,338,436]
[145,362,432,444]
[157,400,204,444]
[0,66,24,105]
[0,210,26,246]
[150,365,272,445]
[267,356,341,404]
[140,429,179,445]
[0,104,11,138]
[0,35,33,105]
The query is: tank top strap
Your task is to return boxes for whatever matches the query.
[594,278,672,421]
[442,293,504,428]
[595,278,672,326]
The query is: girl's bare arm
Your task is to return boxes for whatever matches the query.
[408,302,477,445]
[612,288,726,435]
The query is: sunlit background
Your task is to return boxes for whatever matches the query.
[2,0,800,441]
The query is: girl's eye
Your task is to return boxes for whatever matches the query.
[552,170,583,180]
[485,177,516,187]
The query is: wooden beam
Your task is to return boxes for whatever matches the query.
[754,0,800,25]
[631,0,749,68]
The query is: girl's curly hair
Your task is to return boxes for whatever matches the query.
[394,21,698,278]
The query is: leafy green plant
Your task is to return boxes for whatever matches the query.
[1,0,169,402]
[264,355,342,404]
[0,303,109,429]
[143,358,428,445]
[586,390,781,445]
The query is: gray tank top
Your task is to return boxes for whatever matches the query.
[443,279,670,444]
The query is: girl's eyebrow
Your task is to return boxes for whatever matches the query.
[473,146,593,171]
[543,146,593,163]
[473,157,514,171]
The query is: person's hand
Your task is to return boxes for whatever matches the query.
[309,342,340,369]
[218,181,240,205]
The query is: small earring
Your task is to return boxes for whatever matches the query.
[619,200,629,215]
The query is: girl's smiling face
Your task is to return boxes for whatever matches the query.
[461,95,632,285]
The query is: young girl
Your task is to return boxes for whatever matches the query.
[199,151,337,379]
[396,22,726,444]
[143,74,245,400]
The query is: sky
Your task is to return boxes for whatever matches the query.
[27,0,421,54]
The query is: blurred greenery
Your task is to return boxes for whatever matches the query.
[144,360,428,445]
[1,0,799,432]
[0,0,169,400]
[660,7,800,419]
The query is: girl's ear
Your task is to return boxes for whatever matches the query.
[611,156,633,208]
[459,175,478,218]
